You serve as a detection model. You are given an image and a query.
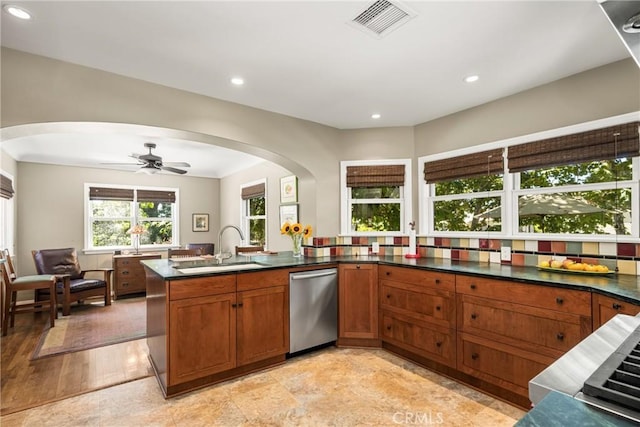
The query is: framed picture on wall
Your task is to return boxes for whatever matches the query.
[279,204,298,225]
[192,213,209,232]
[280,175,298,204]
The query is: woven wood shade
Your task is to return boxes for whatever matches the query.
[508,122,640,172]
[0,175,14,200]
[137,190,176,203]
[241,183,265,200]
[346,165,405,187]
[424,149,504,183]
[89,187,134,201]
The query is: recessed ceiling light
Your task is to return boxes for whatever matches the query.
[231,77,244,86]
[371,113,381,119]
[464,75,479,83]
[3,5,31,20]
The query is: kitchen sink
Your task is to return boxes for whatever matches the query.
[176,262,265,274]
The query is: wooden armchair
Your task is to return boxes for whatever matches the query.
[168,248,201,258]
[32,248,112,316]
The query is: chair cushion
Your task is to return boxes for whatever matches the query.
[39,278,106,294]
[33,248,83,280]
[12,274,55,284]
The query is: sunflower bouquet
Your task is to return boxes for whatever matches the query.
[281,222,312,257]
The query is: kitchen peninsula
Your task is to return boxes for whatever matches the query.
[142,254,640,406]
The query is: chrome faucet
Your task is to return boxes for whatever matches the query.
[216,225,245,263]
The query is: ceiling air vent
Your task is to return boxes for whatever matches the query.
[349,0,416,38]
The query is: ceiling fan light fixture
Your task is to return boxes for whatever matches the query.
[138,165,159,175]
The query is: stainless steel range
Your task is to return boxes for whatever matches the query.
[529,313,640,423]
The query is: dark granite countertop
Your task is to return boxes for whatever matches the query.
[141,252,640,304]
[514,391,637,427]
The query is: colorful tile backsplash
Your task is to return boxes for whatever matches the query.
[303,235,640,276]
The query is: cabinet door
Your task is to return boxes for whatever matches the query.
[168,293,236,385]
[237,285,289,366]
[592,293,640,329]
[339,263,378,339]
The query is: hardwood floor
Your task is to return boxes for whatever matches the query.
[1,308,152,415]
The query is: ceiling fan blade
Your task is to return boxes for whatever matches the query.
[162,161,191,167]
[100,162,143,166]
[160,166,188,175]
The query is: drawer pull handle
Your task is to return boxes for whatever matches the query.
[436,305,441,311]
[232,303,237,308]
[238,303,243,308]
[122,271,129,275]
[612,303,622,310]
[471,313,477,320]
[436,341,442,348]
[471,353,479,360]
[386,325,391,331]
[470,284,477,290]
[556,297,564,305]
[356,265,360,269]
[386,271,391,276]
[556,333,564,341]
[122,282,129,287]
[386,294,391,299]
[435,279,440,284]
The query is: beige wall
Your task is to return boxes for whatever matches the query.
[2,49,639,269]
[0,149,18,257]
[415,59,640,157]
[16,162,219,276]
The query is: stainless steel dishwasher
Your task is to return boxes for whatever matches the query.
[289,268,338,354]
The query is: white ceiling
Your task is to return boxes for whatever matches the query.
[0,0,633,178]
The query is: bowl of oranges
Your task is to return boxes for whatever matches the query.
[538,258,612,275]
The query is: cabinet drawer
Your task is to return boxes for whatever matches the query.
[457,332,553,397]
[381,311,455,367]
[236,269,289,292]
[380,282,454,328]
[458,295,590,355]
[379,265,455,292]
[592,293,640,328]
[116,280,145,292]
[169,275,237,300]
[115,268,145,279]
[456,275,591,316]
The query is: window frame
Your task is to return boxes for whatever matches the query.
[419,112,640,242]
[340,159,412,236]
[240,179,267,247]
[84,183,180,253]
[0,171,15,254]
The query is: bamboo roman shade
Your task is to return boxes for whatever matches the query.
[346,165,405,187]
[423,148,504,183]
[0,175,14,200]
[137,189,176,203]
[241,183,265,200]
[508,121,640,173]
[89,187,134,201]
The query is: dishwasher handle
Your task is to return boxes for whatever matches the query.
[290,270,337,280]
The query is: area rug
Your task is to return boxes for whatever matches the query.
[31,297,146,359]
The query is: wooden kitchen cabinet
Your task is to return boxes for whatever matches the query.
[236,269,289,366]
[379,265,456,367]
[455,275,592,400]
[113,253,161,299]
[338,263,378,345]
[592,293,640,329]
[147,268,290,396]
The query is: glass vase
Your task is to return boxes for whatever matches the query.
[292,234,303,257]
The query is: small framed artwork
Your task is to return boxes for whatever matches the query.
[280,204,299,225]
[192,213,209,232]
[280,175,298,204]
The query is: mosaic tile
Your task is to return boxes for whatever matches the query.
[451,249,460,260]
[582,242,599,255]
[511,253,525,266]
[489,252,501,264]
[441,238,451,247]
[442,249,451,259]
[566,242,582,255]
[459,238,469,248]
[617,260,637,275]
[468,251,479,262]
[617,243,636,257]
[469,238,480,249]
[524,240,538,252]
[479,251,490,263]
[450,238,460,248]
[538,241,552,253]
[512,240,525,251]
[551,241,566,254]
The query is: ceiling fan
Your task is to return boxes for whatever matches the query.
[105,143,191,175]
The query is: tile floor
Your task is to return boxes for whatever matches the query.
[0,347,526,426]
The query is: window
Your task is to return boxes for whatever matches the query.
[86,185,178,251]
[509,121,638,236]
[424,149,504,233]
[0,173,15,252]
[420,115,640,240]
[241,180,266,246]
[340,160,412,235]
